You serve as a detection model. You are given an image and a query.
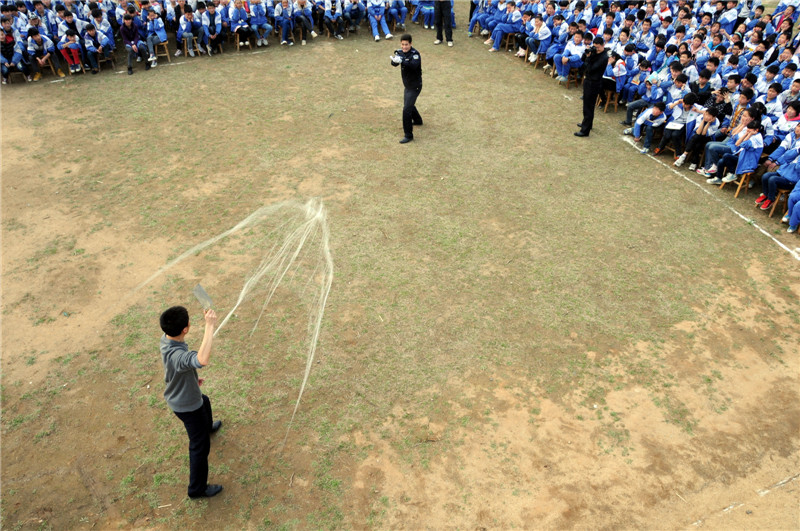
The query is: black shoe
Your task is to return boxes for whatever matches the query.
[619,120,631,126]
[210,420,222,434]
[574,131,589,137]
[127,66,133,75]
[399,136,413,144]
[145,61,151,70]
[189,484,223,499]
[576,123,583,127]
[413,120,423,126]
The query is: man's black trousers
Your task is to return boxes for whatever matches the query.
[403,85,422,138]
[174,394,214,498]
[434,1,452,42]
[580,79,602,135]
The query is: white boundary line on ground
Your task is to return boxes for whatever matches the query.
[620,136,800,261]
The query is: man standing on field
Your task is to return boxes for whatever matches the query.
[390,33,423,144]
[159,306,224,499]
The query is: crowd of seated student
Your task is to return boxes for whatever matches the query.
[0,0,452,80]
[4,0,800,231]
[469,0,800,233]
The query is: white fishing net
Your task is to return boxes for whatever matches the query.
[138,198,334,447]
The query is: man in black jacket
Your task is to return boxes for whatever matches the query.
[390,33,423,144]
[575,36,609,137]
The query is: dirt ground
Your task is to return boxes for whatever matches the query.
[2,12,800,531]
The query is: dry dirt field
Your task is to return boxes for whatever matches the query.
[2,11,800,531]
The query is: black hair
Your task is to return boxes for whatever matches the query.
[766,64,780,74]
[86,23,96,30]
[744,73,758,85]
[123,12,133,20]
[769,82,784,93]
[706,107,719,117]
[91,7,102,17]
[65,28,77,36]
[727,55,739,65]
[653,101,667,111]
[788,63,799,71]
[670,61,684,71]
[639,59,651,68]
[675,73,689,84]
[740,87,755,100]
[683,92,698,106]
[27,26,39,36]
[197,1,206,8]
[699,68,711,79]
[707,56,720,66]
[160,306,190,337]
[788,101,800,114]
[666,44,678,54]
[624,43,635,52]
[728,74,741,83]
[400,33,411,43]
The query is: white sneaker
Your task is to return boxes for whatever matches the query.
[335,34,343,40]
[302,39,306,45]
[311,30,318,38]
[722,173,737,183]
[281,40,288,45]
[480,29,489,35]
[374,35,380,41]
[175,49,182,56]
[447,41,453,47]
[688,163,697,171]
[257,38,263,46]
[152,60,158,67]
[706,177,723,184]
[136,56,142,62]
[434,39,441,44]
[673,154,686,167]
[623,127,633,135]
[385,33,393,39]
[708,164,717,174]
[781,214,790,223]
[148,54,156,62]
[188,48,195,57]
[197,43,206,53]
[528,52,535,62]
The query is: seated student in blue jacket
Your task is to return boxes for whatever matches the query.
[144,8,166,64]
[202,1,224,53]
[274,0,295,45]
[757,155,800,211]
[248,0,272,45]
[626,101,668,153]
[320,0,345,39]
[343,0,364,31]
[656,92,700,156]
[229,0,254,46]
[782,179,800,232]
[83,23,112,73]
[366,0,391,41]
[674,107,721,170]
[26,26,65,79]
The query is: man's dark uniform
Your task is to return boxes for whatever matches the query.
[577,40,609,136]
[391,45,423,140]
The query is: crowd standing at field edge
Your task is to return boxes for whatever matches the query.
[3,0,800,233]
